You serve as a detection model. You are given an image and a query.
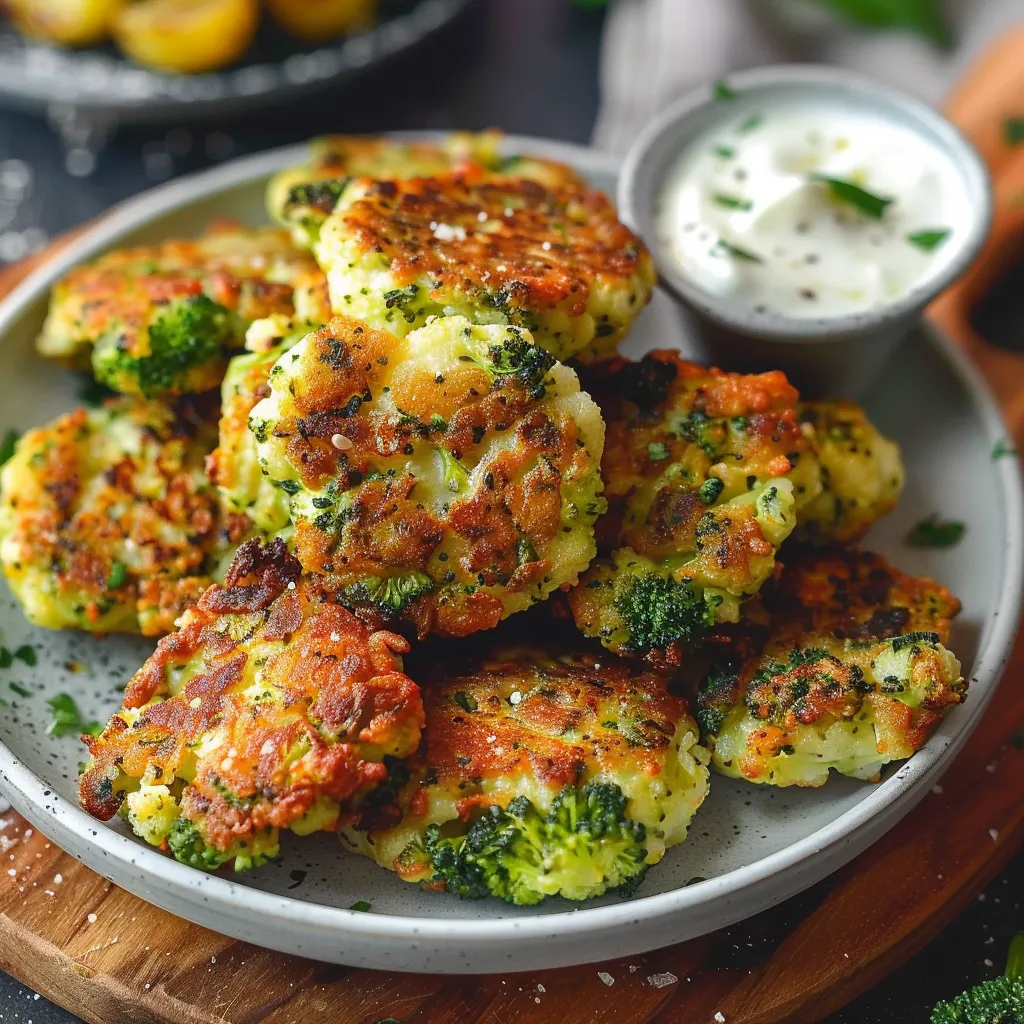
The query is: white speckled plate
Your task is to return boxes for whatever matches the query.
[0,137,1020,974]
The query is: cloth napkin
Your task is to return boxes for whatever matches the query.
[592,0,1024,155]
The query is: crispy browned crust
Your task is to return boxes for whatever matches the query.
[416,648,690,815]
[585,350,811,556]
[329,173,651,319]
[0,394,240,636]
[80,539,424,851]
[268,317,594,638]
[41,222,321,363]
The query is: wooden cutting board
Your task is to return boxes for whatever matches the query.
[4,33,1024,1024]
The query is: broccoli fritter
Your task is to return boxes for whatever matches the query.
[342,645,709,904]
[797,401,905,543]
[0,394,249,637]
[569,352,823,664]
[249,314,606,638]
[79,539,424,872]
[314,172,655,363]
[37,222,328,398]
[267,131,583,249]
[696,547,964,786]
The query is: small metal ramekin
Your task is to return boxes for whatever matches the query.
[618,64,993,397]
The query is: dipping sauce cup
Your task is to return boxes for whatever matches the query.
[618,64,993,397]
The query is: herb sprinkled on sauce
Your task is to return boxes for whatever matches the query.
[905,515,965,548]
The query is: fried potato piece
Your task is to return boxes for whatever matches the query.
[797,401,904,543]
[37,223,326,398]
[0,394,249,637]
[6,0,123,45]
[569,351,822,665]
[79,538,424,872]
[315,172,655,363]
[342,643,709,904]
[696,546,964,787]
[249,314,606,638]
[113,0,259,75]
[267,131,583,249]
[265,0,375,41]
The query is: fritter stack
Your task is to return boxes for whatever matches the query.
[0,132,966,906]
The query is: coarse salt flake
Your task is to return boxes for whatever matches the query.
[715,1014,726,1023]
[597,971,614,986]
[647,972,677,989]
[331,433,353,451]
[433,223,467,242]
[989,828,999,841]
[87,913,97,923]
[287,581,296,590]
[509,691,522,704]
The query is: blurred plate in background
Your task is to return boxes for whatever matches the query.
[0,0,471,124]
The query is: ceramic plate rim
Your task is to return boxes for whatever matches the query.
[0,135,1021,956]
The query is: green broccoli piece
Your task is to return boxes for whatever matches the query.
[617,353,678,410]
[435,446,470,494]
[424,781,649,905]
[166,818,233,872]
[932,932,1024,1023]
[166,817,277,873]
[483,330,556,397]
[286,179,348,220]
[343,572,435,618]
[615,572,715,655]
[92,294,235,397]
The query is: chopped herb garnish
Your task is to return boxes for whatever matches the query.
[8,681,30,698]
[1005,117,1024,146]
[809,173,894,220]
[713,145,736,159]
[106,561,128,590]
[905,514,965,548]
[647,442,670,461]
[713,194,753,211]
[46,693,87,737]
[0,429,17,467]
[738,113,763,134]
[712,239,764,263]
[350,900,371,912]
[713,80,738,101]
[83,721,104,737]
[14,645,36,667]
[0,647,11,669]
[906,228,951,252]
[993,439,1018,460]
[807,0,950,46]
[698,478,725,505]
[453,691,478,713]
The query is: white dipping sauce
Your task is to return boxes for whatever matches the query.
[660,101,973,319]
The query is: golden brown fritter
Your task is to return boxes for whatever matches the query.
[695,546,964,787]
[0,393,249,637]
[267,131,584,248]
[249,314,606,639]
[80,538,425,872]
[315,172,656,363]
[569,351,821,664]
[342,642,709,903]
[37,222,328,398]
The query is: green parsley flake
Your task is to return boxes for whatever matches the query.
[647,442,670,461]
[453,691,478,713]
[712,239,764,264]
[809,174,894,220]
[698,478,725,505]
[993,439,1018,460]
[106,561,128,590]
[713,194,753,211]
[8,681,30,698]
[46,693,87,737]
[713,145,736,159]
[738,113,763,134]
[1005,117,1024,146]
[0,647,12,669]
[350,900,372,912]
[906,228,951,252]
[713,80,738,101]
[905,514,965,548]
[14,644,36,667]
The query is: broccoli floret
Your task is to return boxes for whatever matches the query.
[286,179,348,219]
[615,572,715,655]
[424,781,649,905]
[617,354,678,410]
[343,572,435,618]
[932,933,1024,1023]
[166,817,278,873]
[435,446,470,493]
[483,330,556,397]
[93,294,234,397]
